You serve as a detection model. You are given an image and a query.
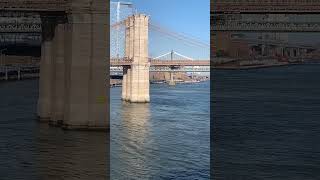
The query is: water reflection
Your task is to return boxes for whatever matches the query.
[33,124,109,180]
[120,102,151,141]
[0,80,109,180]
[116,102,156,178]
[111,82,210,179]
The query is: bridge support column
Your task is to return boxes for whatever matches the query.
[121,66,128,101]
[279,47,284,56]
[5,67,8,80]
[38,40,53,121]
[130,63,150,102]
[168,72,175,86]
[290,48,294,57]
[50,23,65,126]
[17,67,21,80]
[123,14,150,103]
[126,68,132,101]
[261,44,266,56]
[63,9,108,130]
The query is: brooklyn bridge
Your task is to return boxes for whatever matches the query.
[3,0,318,130]
[0,0,209,130]
[0,0,109,130]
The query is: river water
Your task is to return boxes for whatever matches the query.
[212,64,320,179]
[111,82,210,179]
[0,79,210,179]
[0,80,108,180]
[3,63,320,180]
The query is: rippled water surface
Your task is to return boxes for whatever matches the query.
[0,79,209,180]
[0,80,108,180]
[213,64,320,179]
[111,82,210,179]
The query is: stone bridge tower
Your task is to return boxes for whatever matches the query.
[122,14,150,103]
[38,0,109,130]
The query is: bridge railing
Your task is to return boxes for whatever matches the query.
[150,66,210,72]
[213,1,320,13]
[110,58,210,66]
[110,58,133,66]
[213,21,320,32]
[0,0,68,11]
[0,64,39,72]
[110,66,210,72]
[214,0,320,5]
[0,22,41,33]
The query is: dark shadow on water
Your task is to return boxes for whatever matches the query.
[33,124,109,180]
[0,80,109,180]
[212,64,320,179]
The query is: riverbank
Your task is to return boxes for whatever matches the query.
[214,57,320,70]
[212,61,314,70]
[110,78,210,87]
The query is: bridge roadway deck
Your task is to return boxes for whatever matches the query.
[112,66,210,73]
[110,59,210,66]
[1,57,210,67]
[0,64,210,74]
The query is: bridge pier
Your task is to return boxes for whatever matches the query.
[4,66,8,80]
[37,0,109,130]
[168,72,175,86]
[17,67,21,80]
[130,63,150,102]
[126,68,132,101]
[50,23,65,126]
[63,10,108,130]
[121,66,128,101]
[38,40,53,122]
[122,14,150,103]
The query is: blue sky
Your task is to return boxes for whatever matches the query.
[129,0,210,44]
[110,0,210,59]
